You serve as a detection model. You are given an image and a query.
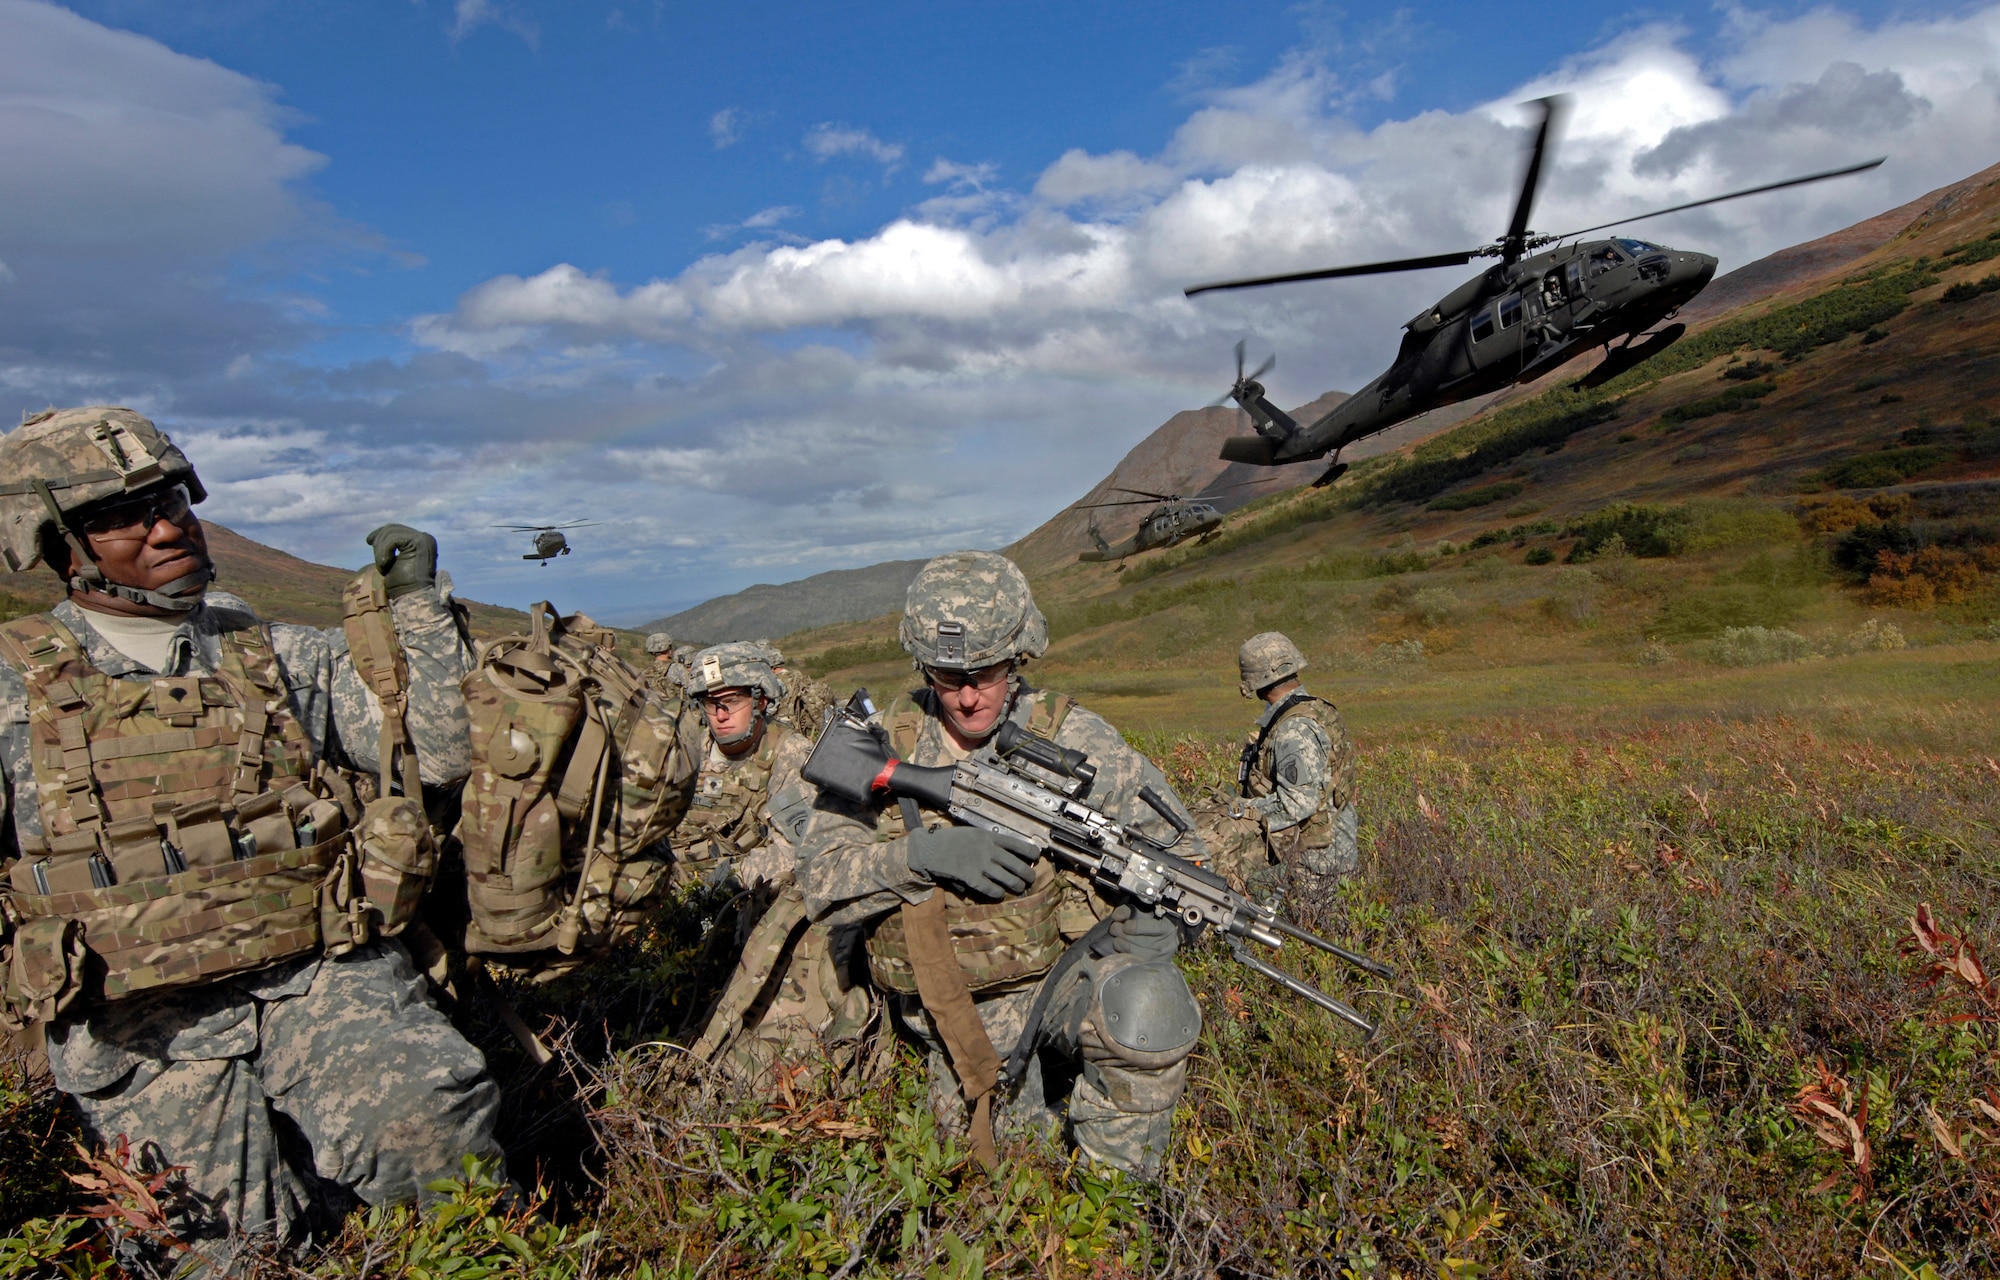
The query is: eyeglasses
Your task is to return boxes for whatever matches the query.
[76,484,194,539]
[699,691,757,717]
[925,662,1012,692]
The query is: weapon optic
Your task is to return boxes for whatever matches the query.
[801,698,1394,1036]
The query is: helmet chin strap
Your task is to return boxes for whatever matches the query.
[71,564,215,614]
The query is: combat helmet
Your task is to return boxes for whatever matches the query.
[899,551,1047,671]
[1238,631,1307,698]
[685,641,788,702]
[0,406,214,611]
[644,632,675,655]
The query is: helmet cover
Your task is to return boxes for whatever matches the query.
[898,551,1047,671]
[1238,631,1307,698]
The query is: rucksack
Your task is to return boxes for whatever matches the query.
[455,603,698,963]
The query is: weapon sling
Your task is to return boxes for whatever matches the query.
[896,797,1004,1171]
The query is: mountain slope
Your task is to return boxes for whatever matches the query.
[636,558,929,646]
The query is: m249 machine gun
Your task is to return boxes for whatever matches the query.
[802,694,1394,1037]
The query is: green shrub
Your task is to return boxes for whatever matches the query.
[1941,274,2000,304]
[1523,546,1555,565]
[801,635,904,677]
[1805,445,1952,490]
[1712,625,1817,665]
[1350,394,1618,510]
[1426,481,1525,512]
[1661,380,1776,423]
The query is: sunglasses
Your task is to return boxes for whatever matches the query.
[76,484,194,539]
[925,662,1012,692]
[699,691,758,717]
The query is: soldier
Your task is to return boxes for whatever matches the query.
[680,644,870,1081]
[1210,632,1358,914]
[0,408,501,1260]
[750,639,837,739]
[796,551,1203,1178]
[643,631,686,695]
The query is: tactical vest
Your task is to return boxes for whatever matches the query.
[1238,691,1340,855]
[863,686,1074,997]
[0,612,409,1024]
[456,604,697,960]
[677,721,795,872]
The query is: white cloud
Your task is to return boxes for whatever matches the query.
[1034,149,1179,206]
[709,107,745,148]
[803,122,906,170]
[449,0,539,48]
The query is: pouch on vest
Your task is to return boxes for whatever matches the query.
[2,916,85,1030]
[456,603,696,962]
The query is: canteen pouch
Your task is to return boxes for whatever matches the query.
[354,795,439,940]
[3,916,85,1030]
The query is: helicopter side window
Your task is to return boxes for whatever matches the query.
[1470,307,1495,343]
[1498,293,1522,329]
[1541,269,1567,309]
[1588,245,1626,278]
[1566,258,1584,295]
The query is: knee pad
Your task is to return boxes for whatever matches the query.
[1092,959,1201,1069]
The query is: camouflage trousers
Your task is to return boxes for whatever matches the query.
[1193,800,1361,916]
[894,949,1197,1179]
[45,940,503,1261]
[693,884,873,1087]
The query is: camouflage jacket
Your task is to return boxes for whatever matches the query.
[679,719,815,889]
[1,587,475,1093]
[1240,691,1355,833]
[795,685,1207,930]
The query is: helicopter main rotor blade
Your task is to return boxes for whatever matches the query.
[1549,157,1885,242]
[1504,95,1570,264]
[1186,249,1479,296]
[1078,498,1172,510]
[1104,486,1177,501]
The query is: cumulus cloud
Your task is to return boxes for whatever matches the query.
[803,122,906,170]
[709,107,745,148]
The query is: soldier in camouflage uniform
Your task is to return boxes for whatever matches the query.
[642,632,687,696]
[749,640,837,740]
[1202,632,1358,914]
[0,408,500,1260]
[681,644,870,1083]
[796,552,1204,1178]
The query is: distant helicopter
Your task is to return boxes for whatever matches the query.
[1076,481,1261,568]
[1186,96,1884,487]
[497,520,598,564]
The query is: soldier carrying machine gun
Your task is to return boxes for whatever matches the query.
[802,691,1394,1043]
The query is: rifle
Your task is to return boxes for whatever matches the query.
[801,693,1393,1037]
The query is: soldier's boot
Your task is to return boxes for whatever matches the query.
[1058,954,1201,1180]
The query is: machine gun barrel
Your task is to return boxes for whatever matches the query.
[801,709,1393,1035]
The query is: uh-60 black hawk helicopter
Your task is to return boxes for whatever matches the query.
[498,520,598,564]
[1186,96,1884,487]
[1076,479,1263,568]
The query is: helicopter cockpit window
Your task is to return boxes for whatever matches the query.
[1615,238,1662,256]
[1588,244,1627,278]
[1470,307,1495,343]
[1498,293,1522,329]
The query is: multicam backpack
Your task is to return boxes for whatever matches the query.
[455,603,698,961]
[0,603,433,1027]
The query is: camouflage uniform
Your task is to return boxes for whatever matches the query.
[681,646,871,1080]
[749,641,836,740]
[795,552,1204,1177]
[0,408,499,1257]
[1204,633,1357,912]
[642,632,685,697]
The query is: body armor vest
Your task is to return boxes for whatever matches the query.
[0,613,360,1018]
[1238,691,1338,854]
[864,686,1074,997]
[677,721,795,870]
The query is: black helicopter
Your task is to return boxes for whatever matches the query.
[1186,97,1884,486]
[1077,480,1261,567]
[498,520,598,564]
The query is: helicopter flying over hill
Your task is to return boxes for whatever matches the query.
[498,520,598,564]
[1076,480,1260,567]
[1186,97,1883,488]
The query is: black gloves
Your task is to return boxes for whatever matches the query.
[906,826,1040,901]
[1104,904,1181,960]
[366,524,438,600]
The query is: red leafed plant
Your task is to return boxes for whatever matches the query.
[1792,1061,1873,1204]
[65,1135,190,1254]
[1904,902,2000,1027]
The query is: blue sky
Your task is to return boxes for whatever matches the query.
[4,1,1997,621]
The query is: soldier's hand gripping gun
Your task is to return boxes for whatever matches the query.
[801,695,1394,1036]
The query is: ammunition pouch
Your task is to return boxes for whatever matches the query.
[866,869,1066,996]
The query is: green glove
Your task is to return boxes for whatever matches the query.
[906,825,1039,901]
[366,524,438,600]
[1103,904,1181,960]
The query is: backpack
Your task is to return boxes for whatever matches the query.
[455,603,698,961]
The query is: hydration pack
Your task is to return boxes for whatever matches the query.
[455,603,698,960]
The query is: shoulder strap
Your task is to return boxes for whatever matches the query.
[0,616,106,831]
[901,892,1002,1171]
[1238,689,1322,792]
[1019,687,1077,740]
[342,569,422,800]
[884,689,930,760]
